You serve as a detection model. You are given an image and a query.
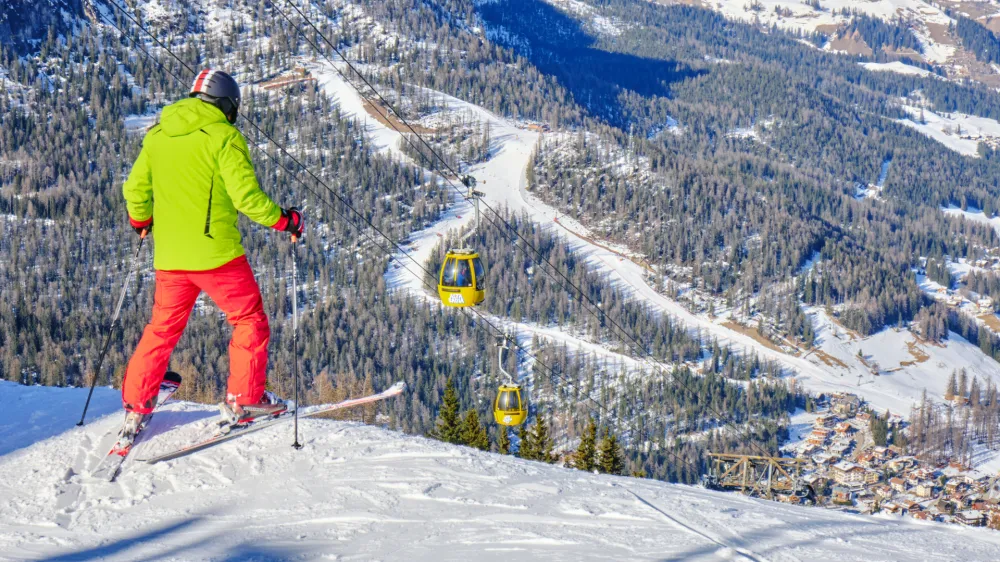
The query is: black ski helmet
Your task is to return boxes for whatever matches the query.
[189,69,241,124]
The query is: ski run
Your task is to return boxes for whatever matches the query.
[3,380,1000,560]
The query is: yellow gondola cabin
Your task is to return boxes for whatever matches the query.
[494,383,527,426]
[437,248,485,307]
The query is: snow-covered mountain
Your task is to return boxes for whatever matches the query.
[3,381,1000,561]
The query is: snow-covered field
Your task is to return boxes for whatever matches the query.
[860,61,934,78]
[4,381,1000,561]
[943,205,1000,236]
[897,106,1000,157]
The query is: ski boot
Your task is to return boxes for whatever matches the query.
[119,410,149,445]
[218,390,288,430]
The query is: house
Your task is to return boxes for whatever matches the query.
[831,393,861,415]
[814,414,836,428]
[812,452,837,465]
[912,510,935,521]
[874,485,893,499]
[901,500,922,513]
[855,452,876,467]
[832,485,854,505]
[834,422,855,436]
[864,470,881,485]
[832,461,866,485]
[882,502,902,514]
[889,477,908,493]
[956,510,984,527]
[856,411,872,423]
[887,456,915,471]
[807,427,833,446]
[807,433,827,446]
[930,499,953,516]
[830,441,852,457]
[915,482,935,498]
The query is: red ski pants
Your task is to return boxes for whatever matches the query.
[122,255,269,413]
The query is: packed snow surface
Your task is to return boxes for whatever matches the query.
[3,382,1000,561]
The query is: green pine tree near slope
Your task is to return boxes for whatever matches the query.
[428,378,463,444]
[573,417,598,472]
[497,426,511,454]
[461,409,490,451]
[520,416,556,463]
[597,428,625,475]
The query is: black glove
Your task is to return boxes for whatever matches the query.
[274,207,303,238]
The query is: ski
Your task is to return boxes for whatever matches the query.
[91,372,183,482]
[141,381,406,465]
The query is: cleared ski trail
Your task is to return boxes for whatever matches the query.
[3,383,1000,561]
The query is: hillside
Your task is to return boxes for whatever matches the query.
[5,0,1000,502]
[2,381,1000,560]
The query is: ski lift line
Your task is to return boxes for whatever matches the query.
[275,0,791,465]
[273,1,718,401]
[97,1,763,476]
[94,0,616,425]
[275,0,793,462]
[275,0,678,403]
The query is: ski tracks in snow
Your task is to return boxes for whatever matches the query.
[616,483,775,562]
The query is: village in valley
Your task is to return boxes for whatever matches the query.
[776,391,1000,530]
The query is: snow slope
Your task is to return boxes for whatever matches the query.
[0,382,119,457]
[3,382,1000,561]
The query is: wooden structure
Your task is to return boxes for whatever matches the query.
[705,453,807,500]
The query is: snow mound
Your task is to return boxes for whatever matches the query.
[2,384,1000,560]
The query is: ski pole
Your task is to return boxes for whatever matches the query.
[291,234,302,449]
[77,229,148,426]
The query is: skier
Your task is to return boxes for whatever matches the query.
[120,69,303,436]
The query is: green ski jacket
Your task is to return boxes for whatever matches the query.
[123,98,281,271]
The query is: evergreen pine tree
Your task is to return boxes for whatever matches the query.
[573,417,598,472]
[429,378,462,444]
[461,409,490,450]
[498,426,511,455]
[597,429,625,475]
[529,416,556,463]
[517,422,536,460]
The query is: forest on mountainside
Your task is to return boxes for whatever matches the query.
[481,0,1000,339]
